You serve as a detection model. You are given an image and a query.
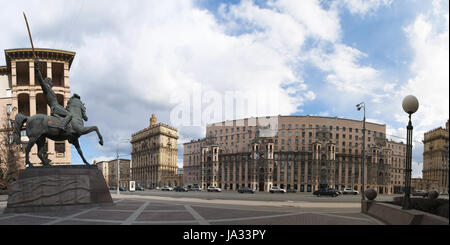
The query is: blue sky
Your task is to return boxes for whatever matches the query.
[0,0,448,178]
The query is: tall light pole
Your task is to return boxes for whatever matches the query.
[116,138,130,195]
[401,95,419,210]
[357,102,366,200]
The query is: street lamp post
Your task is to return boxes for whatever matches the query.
[357,102,366,200]
[116,138,130,196]
[401,95,419,210]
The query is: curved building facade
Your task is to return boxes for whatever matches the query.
[184,115,406,194]
[1,48,74,166]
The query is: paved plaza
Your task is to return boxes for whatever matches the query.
[0,192,385,225]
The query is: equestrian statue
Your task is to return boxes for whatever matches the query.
[12,58,104,167]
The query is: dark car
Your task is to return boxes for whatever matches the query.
[119,186,126,191]
[238,186,255,194]
[174,186,188,192]
[313,188,340,197]
[287,188,298,193]
[109,186,116,190]
[412,190,428,197]
[189,186,202,191]
[136,186,144,191]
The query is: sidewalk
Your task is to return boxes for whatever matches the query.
[0,194,384,225]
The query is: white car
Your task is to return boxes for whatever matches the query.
[269,186,286,193]
[160,186,173,191]
[207,186,222,192]
[342,188,359,195]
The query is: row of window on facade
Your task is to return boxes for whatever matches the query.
[14,61,65,87]
[15,93,65,117]
[211,124,383,136]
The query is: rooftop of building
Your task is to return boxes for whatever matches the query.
[131,122,178,137]
[1,48,76,73]
[206,114,386,127]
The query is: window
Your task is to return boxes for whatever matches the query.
[6,104,12,114]
[55,142,65,153]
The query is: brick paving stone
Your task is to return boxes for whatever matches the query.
[133,221,199,225]
[0,215,55,225]
[98,204,143,211]
[191,206,289,220]
[144,205,186,211]
[136,211,195,221]
[210,213,377,225]
[29,210,88,218]
[51,220,119,225]
[74,210,133,221]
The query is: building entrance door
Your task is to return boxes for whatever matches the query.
[259,182,264,192]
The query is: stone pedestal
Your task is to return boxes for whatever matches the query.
[4,165,113,213]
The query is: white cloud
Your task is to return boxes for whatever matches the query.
[335,0,392,16]
[396,0,449,133]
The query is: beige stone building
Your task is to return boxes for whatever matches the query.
[131,114,179,188]
[184,115,406,194]
[0,48,74,167]
[183,138,205,187]
[420,120,449,193]
[95,159,131,189]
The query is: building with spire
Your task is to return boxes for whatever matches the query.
[131,114,181,188]
[418,120,449,194]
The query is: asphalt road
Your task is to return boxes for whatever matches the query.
[113,189,402,203]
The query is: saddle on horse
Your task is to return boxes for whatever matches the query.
[47,115,71,131]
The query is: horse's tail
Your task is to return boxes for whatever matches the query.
[13,113,28,145]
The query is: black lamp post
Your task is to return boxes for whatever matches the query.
[401,95,419,210]
[357,102,366,200]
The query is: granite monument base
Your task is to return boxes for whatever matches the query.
[3,165,114,214]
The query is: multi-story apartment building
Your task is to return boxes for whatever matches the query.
[95,158,131,189]
[421,120,449,194]
[386,140,407,193]
[184,115,406,194]
[183,138,205,187]
[0,48,74,167]
[131,114,179,188]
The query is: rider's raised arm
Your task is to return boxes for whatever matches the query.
[34,59,48,93]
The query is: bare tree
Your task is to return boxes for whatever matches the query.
[0,120,23,190]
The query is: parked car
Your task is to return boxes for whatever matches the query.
[174,186,188,192]
[119,186,126,192]
[412,190,428,197]
[190,186,202,191]
[342,188,359,195]
[287,188,298,193]
[136,186,144,191]
[207,186,222,192]
[109,186,116,190]
[160,186,173,191]
[269,186,286,193]
[238,186,255,194]
[313,188,340,197]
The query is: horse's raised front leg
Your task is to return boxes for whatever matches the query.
[80,126,103,146]
[71,138,90,165]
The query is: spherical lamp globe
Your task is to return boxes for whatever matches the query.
[402,95,419,114]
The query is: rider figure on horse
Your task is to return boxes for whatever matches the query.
[34,59,72,131]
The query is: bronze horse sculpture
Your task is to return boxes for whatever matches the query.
[12,95,103,167]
